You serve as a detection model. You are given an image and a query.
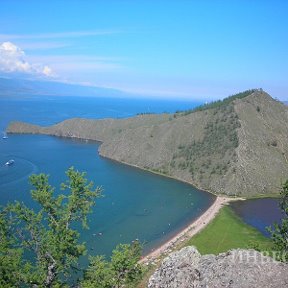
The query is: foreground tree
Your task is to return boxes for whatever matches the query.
[268,179,288,262]
[0,213,27,287]
[82,241,142,288]
[0,167,102,287]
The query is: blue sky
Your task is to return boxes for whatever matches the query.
[0,0,287,100]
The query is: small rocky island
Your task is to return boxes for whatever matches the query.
[8,90,288,197]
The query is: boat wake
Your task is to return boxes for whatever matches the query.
[0,156,38,187]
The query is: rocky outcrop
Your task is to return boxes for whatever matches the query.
[148,246,288,288]
[7,90,288,197]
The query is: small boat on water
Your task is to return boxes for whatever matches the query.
[5,159,14,166]
[3,132,8,139]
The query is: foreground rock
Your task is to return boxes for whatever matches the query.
[148,246,288,288]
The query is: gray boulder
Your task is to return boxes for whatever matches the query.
[148,246,288,288]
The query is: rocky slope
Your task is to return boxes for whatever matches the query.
[7,90,288,197]
[148,246,288,288]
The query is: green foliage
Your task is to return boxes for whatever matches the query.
[173,104,240,180]
[82,256,114,288]
[177,89,257,116]
[0,212,28,287]
[268,180,288,262]
[0,168,144,287]
[82,241,143,288]
[0,167,102,287]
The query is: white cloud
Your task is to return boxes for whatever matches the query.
[0,41,54,77]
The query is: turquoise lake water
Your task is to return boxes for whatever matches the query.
[0,95,215,257]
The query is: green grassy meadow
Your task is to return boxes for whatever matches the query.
[186,205,273,255]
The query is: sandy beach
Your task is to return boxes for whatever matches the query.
[140,196,242,264]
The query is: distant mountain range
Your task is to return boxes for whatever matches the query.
[0,77,124,98]
[8,89,288,197]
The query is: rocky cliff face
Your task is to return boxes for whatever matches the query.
[148,246,288,288]
[7,90,288,197]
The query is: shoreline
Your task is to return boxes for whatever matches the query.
[7,130,281,201]
[7,130,239,198]
[98,150,219,198]
[8,131,275,263]
[140,196,244,264]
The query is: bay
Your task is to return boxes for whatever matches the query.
[0,95,215,257]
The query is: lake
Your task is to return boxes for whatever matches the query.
[0,95,215,256]
[230,198,284,237]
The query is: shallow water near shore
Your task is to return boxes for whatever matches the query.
[0,95,215,258]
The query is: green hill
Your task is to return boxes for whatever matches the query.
[8,89,288,197]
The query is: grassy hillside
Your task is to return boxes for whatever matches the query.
[8,89,288,197]
[172,103,239,182]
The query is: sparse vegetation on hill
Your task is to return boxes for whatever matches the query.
[7,89,288,197]
[176,89,258,116]
[172,103,240,182]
